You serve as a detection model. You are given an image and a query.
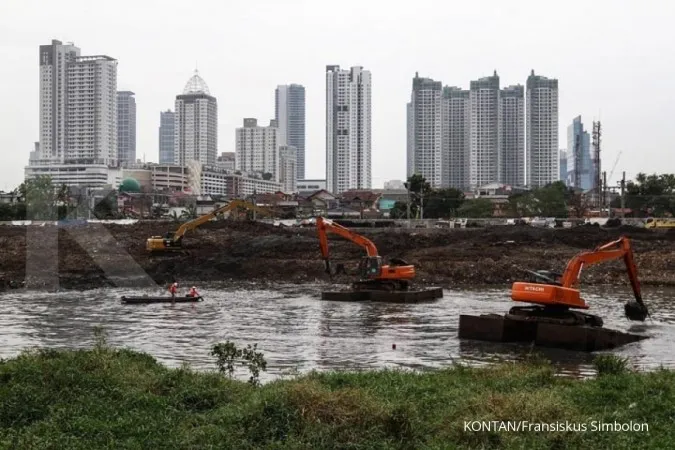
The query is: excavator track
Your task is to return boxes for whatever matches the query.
[506,306,604,328]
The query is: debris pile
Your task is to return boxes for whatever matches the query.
[0,222,673,290]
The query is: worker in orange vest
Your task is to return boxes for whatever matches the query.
[169,282,178,298]
[188,286,200,298]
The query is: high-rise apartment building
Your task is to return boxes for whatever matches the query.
[27,39,120,188]
[38,40,80,162]
[37,40,118,166]
[408,73,443,188]
[566,115,592,190]
[275,84,306,179]
[65,55,118,166]
[442,86,470,190]
[559,149,567,183]
[174,70,217,166]
[279,146,298,193]
[526,70,559,188]
[406,102,413,178]
[117,91,136,166]
[499,85,525,187]
[469,71,500,190]
[235,118,279,181]
[325,65,372,194]
[158,110,175,164]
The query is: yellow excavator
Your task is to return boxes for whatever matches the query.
[146,200,272,253]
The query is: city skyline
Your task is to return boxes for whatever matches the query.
[1,0,671,190]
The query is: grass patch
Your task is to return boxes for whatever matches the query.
[0,347,672,448]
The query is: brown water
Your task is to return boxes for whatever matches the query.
[1,283,673,381]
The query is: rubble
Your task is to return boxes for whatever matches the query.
[0,221,674,290]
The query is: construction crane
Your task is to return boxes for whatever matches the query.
[317,217,415,291]
[146,199,271,253]
[608,151,623,183]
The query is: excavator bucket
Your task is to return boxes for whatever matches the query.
[625,301,649,321]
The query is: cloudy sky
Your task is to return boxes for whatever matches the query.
[0,0,673,191]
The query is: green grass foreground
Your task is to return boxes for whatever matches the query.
[0,346,673,449]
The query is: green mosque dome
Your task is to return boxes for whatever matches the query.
[119,178,141,193]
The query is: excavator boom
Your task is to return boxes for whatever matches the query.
[316,217,415,290]
[511,235,648,322]
[146,199,271,252]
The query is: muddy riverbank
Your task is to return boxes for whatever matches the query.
[0,221,674,290]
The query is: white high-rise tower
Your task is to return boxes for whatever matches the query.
[526,70,559,188]
[37,40,117,166]
[469,71,500,190]
[325,65,371,194]
[408,73,443,188]
[235,118,279,181]
[174,70,218,167]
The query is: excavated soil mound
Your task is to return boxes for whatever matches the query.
[0,221,674,290]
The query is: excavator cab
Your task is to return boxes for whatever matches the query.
[358,256,384,280]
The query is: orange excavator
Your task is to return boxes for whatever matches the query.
[317,217,415,291]
[509,236,649,327]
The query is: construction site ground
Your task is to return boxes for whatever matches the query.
[1,221,674,290]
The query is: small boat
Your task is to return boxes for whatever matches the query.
[121,295,204,304]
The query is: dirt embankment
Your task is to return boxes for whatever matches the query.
[0,221,674,291]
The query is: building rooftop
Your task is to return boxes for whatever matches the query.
[183,69,210,95]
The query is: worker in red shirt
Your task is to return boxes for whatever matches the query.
[169,282,178,298]
[188,286,200,298]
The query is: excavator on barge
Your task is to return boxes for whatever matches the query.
[317,216,415,291]
[508,235,649,327]
[458,236,651,351]
[317,217,442,303]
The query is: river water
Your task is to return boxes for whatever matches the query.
[1,284,673,381]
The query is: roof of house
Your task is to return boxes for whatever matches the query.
[339,190,382,203]
[306,189,336,201]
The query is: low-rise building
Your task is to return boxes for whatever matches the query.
[297,179,326,194]
[215,152,236,171]
[338,190,382,213]
[466,182,528,217]
[25,163,122,189]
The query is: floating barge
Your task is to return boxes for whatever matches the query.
[121,296,204,304]
[458,313,648,352]
[321,287,443,303]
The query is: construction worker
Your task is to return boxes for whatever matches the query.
[169,282,178,298]
[188,286,200,298]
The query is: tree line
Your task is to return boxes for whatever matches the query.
[0,176,116,221]
[389,173,675,219]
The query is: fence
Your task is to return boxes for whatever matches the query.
[0,217,653,228]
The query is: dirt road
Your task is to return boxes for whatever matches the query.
[0,221,673,290]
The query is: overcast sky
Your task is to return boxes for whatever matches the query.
[0,0,673,191]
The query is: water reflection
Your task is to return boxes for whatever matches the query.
[0,283,673,381]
